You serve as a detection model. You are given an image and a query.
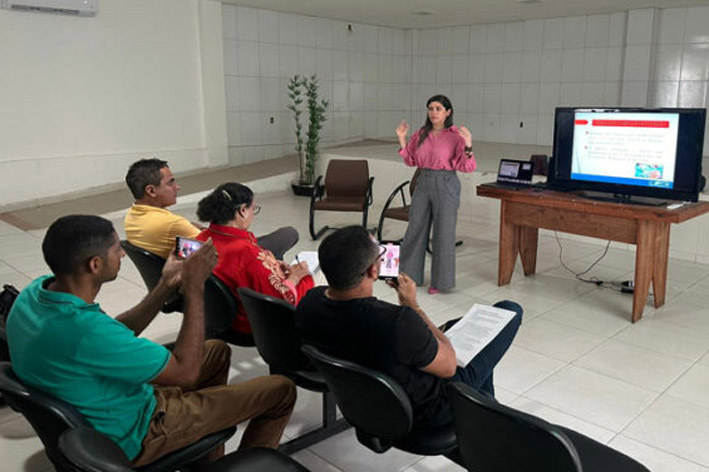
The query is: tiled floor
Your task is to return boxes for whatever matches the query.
[2,185,709,471]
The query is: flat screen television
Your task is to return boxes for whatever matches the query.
[551,107,706,204]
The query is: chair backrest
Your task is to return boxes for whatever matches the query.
[238,288,310,372]
[447,382,582,472]
[120,241,165,292]
[59,427,133,472]
[204,274,240,338]
[0,362,90,470]
[301,345,412,444]
[409,168,422,197]
[324,160,370,198]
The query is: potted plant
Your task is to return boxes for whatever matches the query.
[287,74,329,195]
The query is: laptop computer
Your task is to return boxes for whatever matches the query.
[487,159,535,189]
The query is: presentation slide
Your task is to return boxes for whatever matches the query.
[571,111,679,188]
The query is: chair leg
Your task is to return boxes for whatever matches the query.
[377,215,386,242]
[277,391,350,455]
[309,206,329,240]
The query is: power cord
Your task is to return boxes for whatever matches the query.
[553,232,642,295]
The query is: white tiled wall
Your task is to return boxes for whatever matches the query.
[651,6,709,154]
[222,5,413,166]
[224,5,709,163]
[412,14,626,146]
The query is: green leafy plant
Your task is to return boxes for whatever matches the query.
[287,74,329,186]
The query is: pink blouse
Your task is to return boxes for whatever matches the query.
[398,126,477,173]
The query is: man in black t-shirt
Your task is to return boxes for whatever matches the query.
[295,226,523,430]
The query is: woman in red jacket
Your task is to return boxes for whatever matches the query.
[196,182,313,338]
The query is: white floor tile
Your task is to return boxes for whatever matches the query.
[525,365,658,432]
[664,363,709,410]
[651,299,709,335]
[624,395,709,467]
[609,435,709,472]
[612,319,709,361]
[574,339,694,392]
[494,346,565,395]
[540,289,635,337]
[514,318,606,362]
[307,428,421,472]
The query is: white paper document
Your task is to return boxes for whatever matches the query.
[444,304,517,367]
[293,251,320,274]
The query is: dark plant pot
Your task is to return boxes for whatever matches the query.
[291,183,314,197]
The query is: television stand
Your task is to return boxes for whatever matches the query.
[575,191,668,207]
[477,184,709,322]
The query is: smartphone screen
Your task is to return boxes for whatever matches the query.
[175,236,204,259]
[378,242,400,280]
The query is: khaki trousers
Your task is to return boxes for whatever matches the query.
[132,340,296,466]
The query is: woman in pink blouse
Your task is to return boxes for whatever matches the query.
[395,95,476,293]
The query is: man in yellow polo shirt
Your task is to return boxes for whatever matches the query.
[124,159,298,260]
[124,159,201,259]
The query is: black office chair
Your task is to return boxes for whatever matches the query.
[0,363,235,472]
[301,345,463,465]
[59,427,310,472]
[120,241,182,313]
[447,382,650,472]
[205,275,255,347]
[238,288,349,454]
[309,159,375,240]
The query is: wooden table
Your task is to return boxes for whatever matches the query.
[477,184,709,322]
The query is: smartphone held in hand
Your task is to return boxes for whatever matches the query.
[175,236,204,259]
[378,242,400,280]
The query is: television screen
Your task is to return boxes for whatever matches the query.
[552,107,706,203]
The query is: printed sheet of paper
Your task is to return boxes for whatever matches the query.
[293,251,320,274]
[444,304,517,367]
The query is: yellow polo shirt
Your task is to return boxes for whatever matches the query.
[124,204,200,259]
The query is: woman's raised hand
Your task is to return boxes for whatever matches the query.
[396,120,409,139]
[457,125,473,148]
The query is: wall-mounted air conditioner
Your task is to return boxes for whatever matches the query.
[0,0,98,16]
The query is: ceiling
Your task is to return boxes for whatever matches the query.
[222,0,709,28]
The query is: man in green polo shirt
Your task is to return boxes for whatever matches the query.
[7,215,296,466]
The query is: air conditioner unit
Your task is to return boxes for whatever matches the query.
[1,0,98,16]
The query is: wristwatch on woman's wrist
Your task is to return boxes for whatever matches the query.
[464,145,473,156]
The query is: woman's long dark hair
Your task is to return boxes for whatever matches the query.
[417,94,454,147]
[197,182,254,225]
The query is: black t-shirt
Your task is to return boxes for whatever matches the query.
[295,286,451,429]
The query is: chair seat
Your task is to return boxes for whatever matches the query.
[271,367,329,393]
[395,421,458,457]
[382,206,410,221]
[313,197,367,212]
[208,447,309,472]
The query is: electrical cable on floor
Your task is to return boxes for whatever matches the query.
[553,232,646,295]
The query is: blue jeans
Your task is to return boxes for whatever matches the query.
[444,300,523,398]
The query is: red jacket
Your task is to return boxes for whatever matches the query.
[197,224,314,334]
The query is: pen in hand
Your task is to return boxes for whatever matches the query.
[295,255,301,264]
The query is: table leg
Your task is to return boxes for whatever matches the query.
[519,226,538,276]
[632,220,656,322]
[498,203,517,286]
[652,222,670,308]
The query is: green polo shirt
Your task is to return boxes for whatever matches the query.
[6,275,170,460]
